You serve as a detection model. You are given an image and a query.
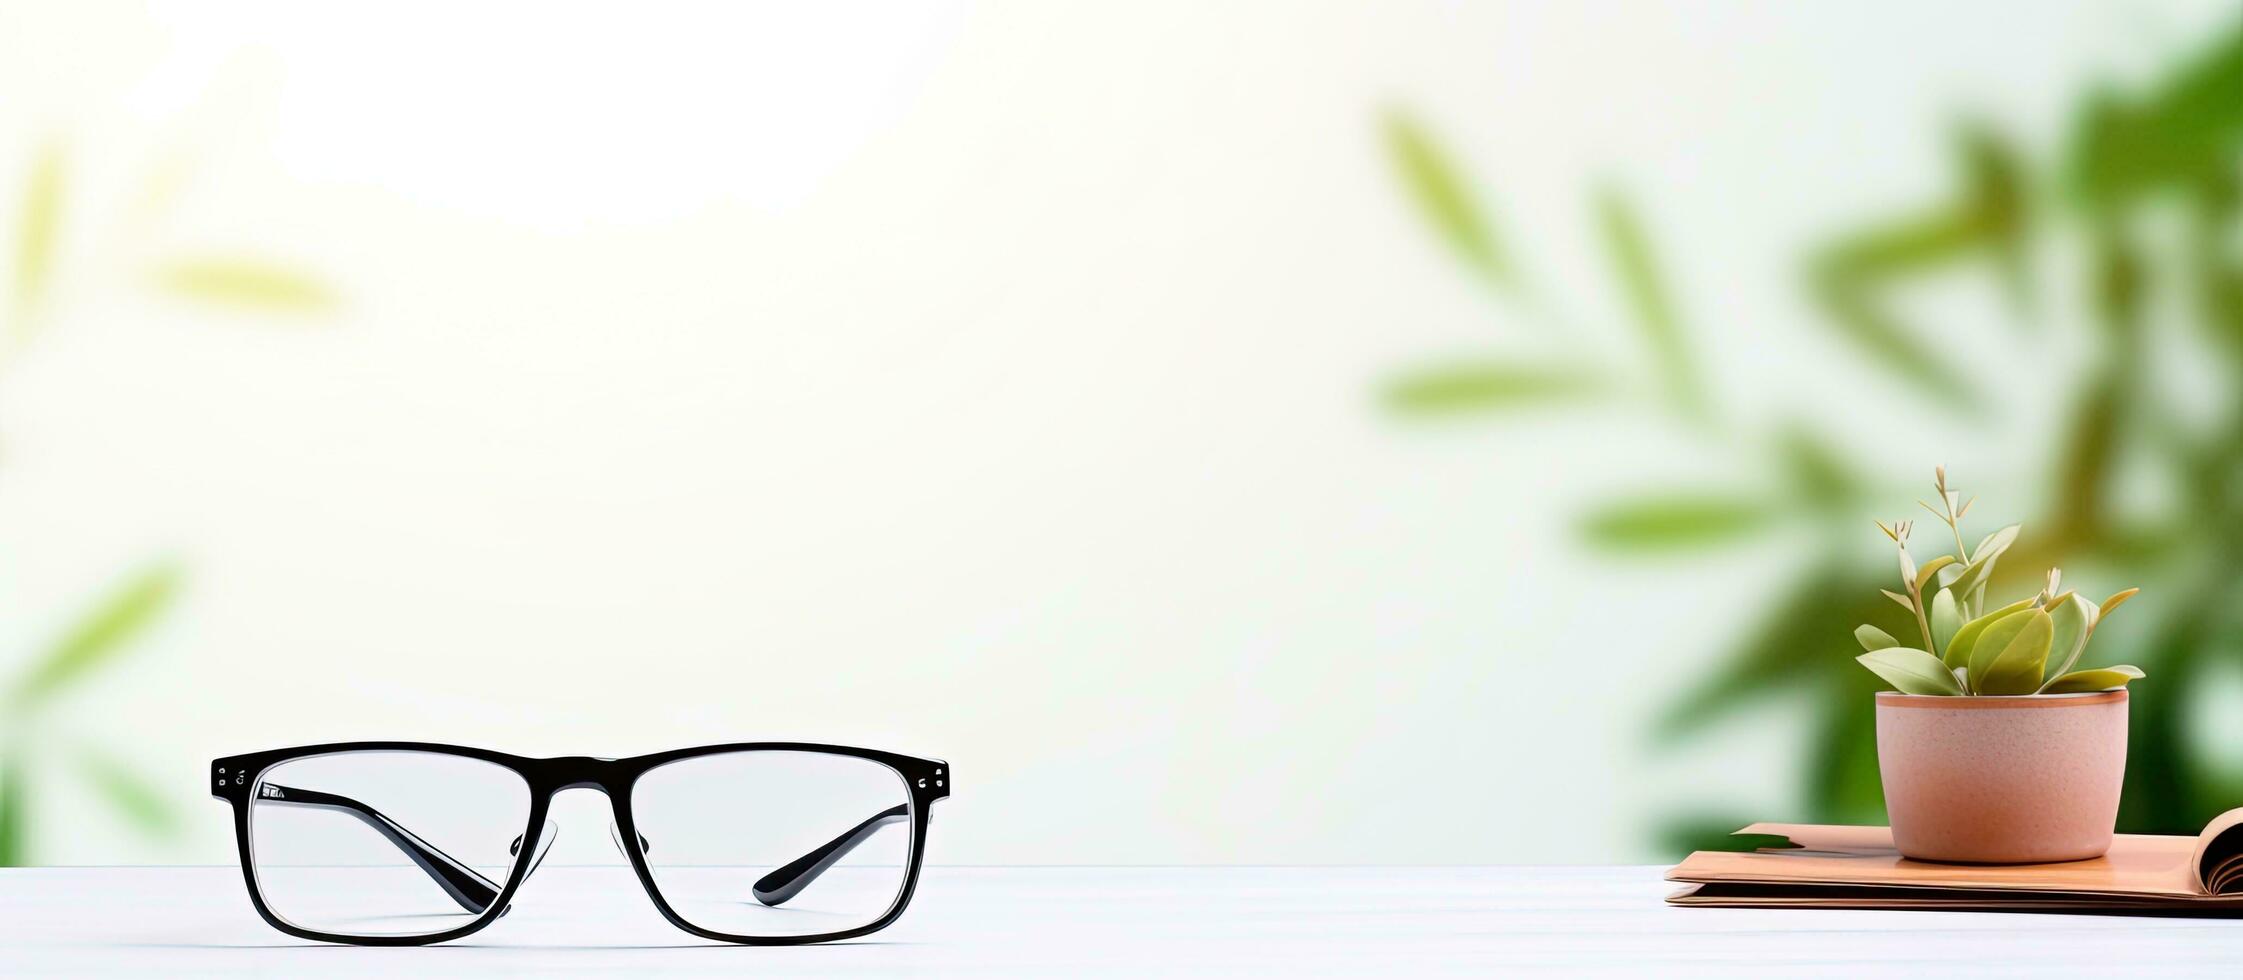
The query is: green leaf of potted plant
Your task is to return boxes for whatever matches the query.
[1853,468,2142,863]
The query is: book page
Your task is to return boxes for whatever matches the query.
[2190,808,2243,895]
[1668,823,2207,899]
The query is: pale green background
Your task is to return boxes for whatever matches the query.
[0,0,2233,866]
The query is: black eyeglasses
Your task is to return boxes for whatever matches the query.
[208,742,949,946]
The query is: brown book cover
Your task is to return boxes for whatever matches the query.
[1666,810,2243,913]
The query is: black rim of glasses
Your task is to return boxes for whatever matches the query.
[209,741,949,946]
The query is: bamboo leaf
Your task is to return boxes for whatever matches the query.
[155,258,335,314]
[2068,23,2243,208]
[1383,110,1515,291]
[1942,597,2036,669]
[7,564,181,708]
[1810,256,1976,411]
[0,748,21,866]
[1820,208,1984,275]
[1382,362,1600,415]
[1805,670,1888,821]
[1655,815,1801,857]
[1857,647,1963,696]
[1976,608,2054,695]
[11,140,63,329]
[1958,122,2033,314]
[70,743,178,838]
[1806,117,2041,407]
[2042,664,2145,694]
[1776,424,1857,509]
[1578,494,1771,552]
[1595,187,1704,420]
[1655,564,1875,739]
[1855,624,1899,651]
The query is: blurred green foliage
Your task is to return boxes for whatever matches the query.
[8,141,60,335]
[1382,22,2243,854]
[157,258,337,313]
[0,566,183,865]
[1,135,336,864]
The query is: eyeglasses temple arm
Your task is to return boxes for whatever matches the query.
[750,803,912,907]
[256,783,501,913]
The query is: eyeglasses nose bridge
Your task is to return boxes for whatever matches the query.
[544,755,626,793]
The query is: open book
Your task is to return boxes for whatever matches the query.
[1667,811,2243,914]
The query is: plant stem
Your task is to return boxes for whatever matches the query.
[1911,589,1938,660]
[1893,530,1941,663]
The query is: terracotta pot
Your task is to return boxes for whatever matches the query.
[1874,690,2128,864]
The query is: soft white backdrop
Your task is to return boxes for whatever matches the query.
[0,0,2226,866]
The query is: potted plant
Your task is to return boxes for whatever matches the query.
[1853,468,2144,864]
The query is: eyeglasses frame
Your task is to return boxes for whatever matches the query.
[209,740,949,947]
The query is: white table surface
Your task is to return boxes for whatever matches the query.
[6,865,2243,976]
